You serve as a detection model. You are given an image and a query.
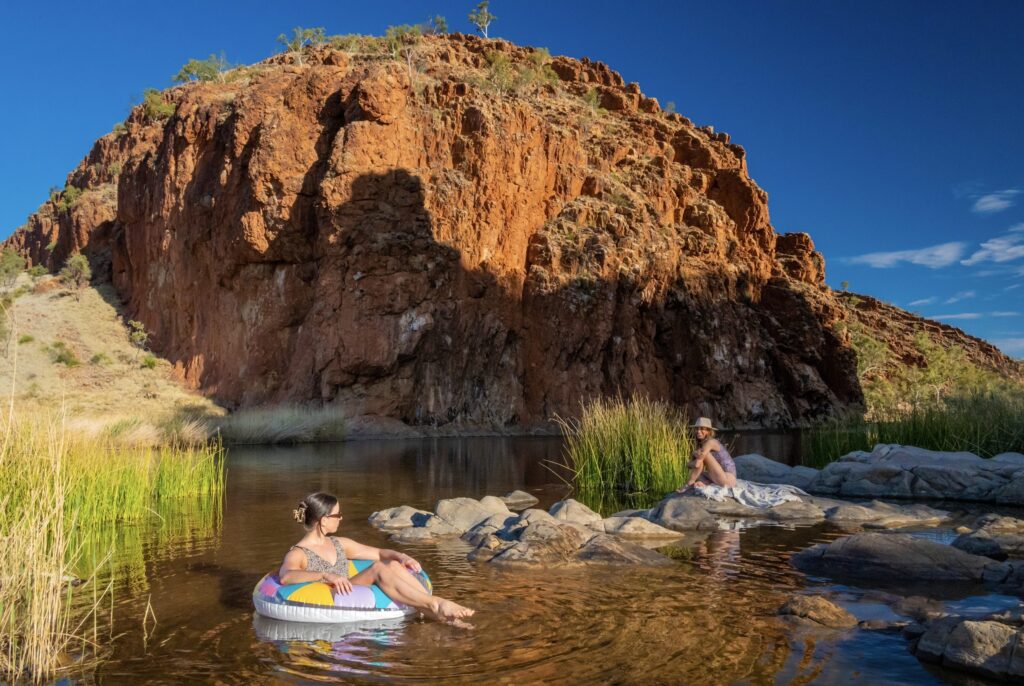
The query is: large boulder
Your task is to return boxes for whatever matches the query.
[434,497,510,533]
[913,617,1024,681]
[793,533,1011,583]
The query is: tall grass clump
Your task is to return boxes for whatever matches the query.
[0,411,225,682]
[556,397,691,499]
[213,404,346,444]
[802,392,1024,467]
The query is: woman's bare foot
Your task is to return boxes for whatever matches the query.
[429,598,475,624]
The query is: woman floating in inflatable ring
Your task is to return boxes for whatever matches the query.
[279,492,474,626]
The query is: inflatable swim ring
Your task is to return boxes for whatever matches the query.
[253,559,432,624]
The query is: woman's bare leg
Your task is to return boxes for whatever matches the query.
[350,561,474,623]
[701,457,737,487]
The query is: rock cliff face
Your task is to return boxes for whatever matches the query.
[5,34,864,428]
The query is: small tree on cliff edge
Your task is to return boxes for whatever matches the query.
[277,27,327,65]
[59,254,91,300]
[468,1,496,38]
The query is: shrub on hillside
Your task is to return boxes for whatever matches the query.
[18,334,34,345]
[173,53,231,83]
[49,341,80,367]
[277,27,326,64]
[128,320,149,352]
[141,354,158,369]
[28,265,48,279]
[58,254,91,298]
[0,250,26,288]
[57,185,82,213]
[142,89,176,120]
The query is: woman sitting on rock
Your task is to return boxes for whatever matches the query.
[678,417,737,490]
[279,491,475,626]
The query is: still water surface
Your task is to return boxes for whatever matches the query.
[87,437,1016,684]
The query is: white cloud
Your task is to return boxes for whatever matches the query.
[847,241,967,269]
[992,311,1020,317]
[908,297,937,306]
[962,224,1024,266]
[933,313,982,320]
[992,338,1024,357]
[944,290,976,304]
[1007,284,1022,291]
[972,189,1021,214]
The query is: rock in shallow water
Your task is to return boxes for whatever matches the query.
[792,533,1011,583]
[913,616,1024,681]
[499,490,540,511]
[777,595,857,629]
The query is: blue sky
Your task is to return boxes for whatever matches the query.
[1,1,1022,356]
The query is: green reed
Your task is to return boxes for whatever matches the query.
[556,397,692,505]
[0,412,225,683]
[802,392,1024,466]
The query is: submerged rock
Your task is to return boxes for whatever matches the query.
[793,533,1012,584]
[777,595,857,629]
[588,516,683,539]
[952,514,1024,561]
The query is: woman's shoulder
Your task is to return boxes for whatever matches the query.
[707,438,725,451]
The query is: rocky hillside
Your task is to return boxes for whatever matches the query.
[838,292,1022,380]
[5,33,871,429]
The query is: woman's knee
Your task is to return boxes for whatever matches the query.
[375,559,405,575]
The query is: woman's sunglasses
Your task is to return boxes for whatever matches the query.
[324,513,343,519]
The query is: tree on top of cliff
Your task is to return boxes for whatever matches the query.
[425,15,448,35]
[276,27,327,65]
[173,53,231,84]
[468,1,497,38]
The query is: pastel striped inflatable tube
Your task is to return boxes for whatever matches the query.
[253,559,432,624]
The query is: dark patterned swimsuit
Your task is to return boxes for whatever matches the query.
[291,537,349,576]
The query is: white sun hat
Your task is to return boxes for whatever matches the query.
[690,417,720,430]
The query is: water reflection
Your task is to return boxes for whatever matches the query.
[78,436,1010,685]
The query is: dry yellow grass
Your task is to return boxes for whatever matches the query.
[0,275,225,437]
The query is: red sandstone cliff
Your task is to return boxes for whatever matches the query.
[5,34,866,428]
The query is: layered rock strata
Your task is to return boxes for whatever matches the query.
[4,34,863,428]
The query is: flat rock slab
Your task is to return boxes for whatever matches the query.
[735,454,820,489]
[806,445,1024,505]
[588,516,684,539]
[793,533,1011,583]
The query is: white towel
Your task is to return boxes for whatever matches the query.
[694,479,808,508]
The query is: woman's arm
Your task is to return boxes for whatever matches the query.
[278,548,323,584]
[339,538,422,572]
[279,547,353,594]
